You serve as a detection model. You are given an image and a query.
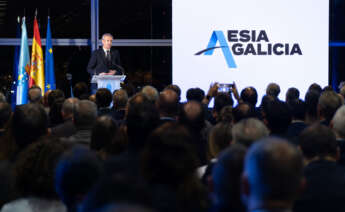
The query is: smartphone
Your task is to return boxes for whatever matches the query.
[218,83,233,93]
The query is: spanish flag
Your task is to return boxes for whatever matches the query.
[29,17,45,95]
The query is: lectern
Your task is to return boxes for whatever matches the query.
[92,75,126,94]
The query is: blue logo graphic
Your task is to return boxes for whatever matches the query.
[195,31,237,68]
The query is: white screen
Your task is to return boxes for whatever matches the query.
[173,0,329,105]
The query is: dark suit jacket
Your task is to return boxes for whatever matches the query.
[87,48,122,75]
[293,160,345,212]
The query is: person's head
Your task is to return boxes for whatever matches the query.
[113,89,128,110]
[212,144,247,211]
[332,105,345,140]
[61,98,79,120]
[285,87,299,104]
[318,90,343,123]
[0,102,11,129]
[305,90,321,122]
[308,83,322,94]
[142,123,198,185]
[164,84,181,102]
[288,99,306,121]
[156,89,179,118]
[47,89,65,108]
[208,122,232,158]
[126,93,160,150]
[12,104,48,149]
[55,146,104,211]
[73,82,89,100]
[266,83,280,98]
[218,105,233,123]
[240,86,258,107]
[14,137,69,199]
[232,118,269,148]
[73,100,98,129]
[213,93,234,122]
[232,103,256,123]
[263,100,291,135]
[299,124,338,161]
[28,86,42,104]
[49,97,65,126]
[102,33,113,50]
[141,86,159,104]
[96,88,113,108]
[179,100,205,133]
[186,88,205,102]
[91,116,118,151]
[242,137,304,209]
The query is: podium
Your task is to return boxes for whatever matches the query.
[92,75,126,94]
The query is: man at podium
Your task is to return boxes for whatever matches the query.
[87,33,123,93]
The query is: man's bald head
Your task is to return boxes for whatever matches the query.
[157,89,179,117]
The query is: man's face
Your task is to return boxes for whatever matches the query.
[102,35,113,50]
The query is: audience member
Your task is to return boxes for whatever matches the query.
[73,82,89,100]
[286,99,307,144]
[2,138,69,212]
[156,89,179,124]
[186,88,205,102]
[28,86,42,104]
[111,89,128,122]
[232,118,269,148]
[211,144,247,212]
[142,123,210,212]
[295,124,345,212]
[266,82,280,98]
[141,86,159,104]
[317,90,343,126]
[242,137,304,212]
[55,146,104,212]
[285,87,299,104]
[232,102,256,123]
[96,88,113,117]
[50,98,79,138]
[331,105,345,166]
[61,100,97,146]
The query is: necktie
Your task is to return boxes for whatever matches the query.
[106,50,111,62]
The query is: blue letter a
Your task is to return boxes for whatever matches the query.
[204,31,237,68]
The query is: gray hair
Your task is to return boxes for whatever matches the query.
[62,98,79,115]
[141,86,159,103]
[73,100,97,128]
[102,33,113,40]
[332,105,345,139]
[232,118,269,148]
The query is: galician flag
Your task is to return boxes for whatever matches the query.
[16,17,30,105]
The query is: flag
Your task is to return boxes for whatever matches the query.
[16,17,30,105]
[45,16,55,91]
[29,17,45,95]
[11,17,21,108]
